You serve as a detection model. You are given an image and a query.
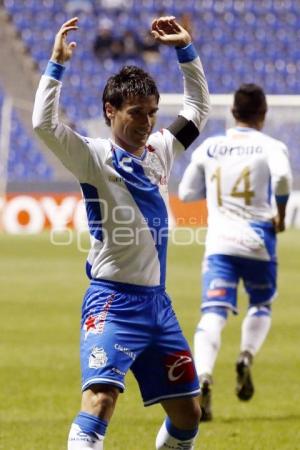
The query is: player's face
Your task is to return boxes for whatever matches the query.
[107,96,159,155]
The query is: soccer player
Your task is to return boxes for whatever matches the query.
[33,16,210,450]
[179,84,292,421]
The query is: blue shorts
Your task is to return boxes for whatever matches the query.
[202,255,277,314]
[80,279,199,406]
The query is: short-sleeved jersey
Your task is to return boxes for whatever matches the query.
[179,127,292,261]
[33,48,210,287]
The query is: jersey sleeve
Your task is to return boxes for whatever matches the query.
[166,44,210,152]
[178,143,207,201]
[267,142,293,200]
[32,61,97,183]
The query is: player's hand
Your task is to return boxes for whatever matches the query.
[272,215,285,233]
[151,16,192,48]
[51,17,79,64]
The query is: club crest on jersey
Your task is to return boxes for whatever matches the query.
[83,294,114,339]
[89,347,108,369]
[164,351,196,384]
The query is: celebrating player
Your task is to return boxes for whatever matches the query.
[179,83,292,421]
[33,16,210,449]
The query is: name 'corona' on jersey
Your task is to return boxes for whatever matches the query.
[207,142,263,158]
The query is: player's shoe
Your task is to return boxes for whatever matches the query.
[235,350,254,401]
[199,373,213,421]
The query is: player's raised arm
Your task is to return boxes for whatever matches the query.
[32,18,95,182]
[151,16,210,150]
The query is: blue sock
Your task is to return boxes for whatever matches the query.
[74,412,107,438]
[165,417,198,440]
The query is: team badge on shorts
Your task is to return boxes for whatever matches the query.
[89,347,108,369]
[164,350,196,384]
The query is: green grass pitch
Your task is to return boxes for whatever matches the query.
[0,230,300,449]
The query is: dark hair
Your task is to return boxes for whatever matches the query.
[102,65,160,126]
[232,83,267,123]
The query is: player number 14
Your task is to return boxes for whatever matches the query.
[211,166,255,206]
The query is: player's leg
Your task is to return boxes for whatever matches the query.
[68,384,119,449]
[156,397,200,449]
[131,291,201,449]
[236,258,276,400]
[194,306,228,421]
[194,255,238,420]
[68,281,148,449]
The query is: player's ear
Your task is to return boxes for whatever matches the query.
[105,102,116,120]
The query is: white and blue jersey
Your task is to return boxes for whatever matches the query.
[179,127,292,262]
[179,127,292,312]
[33,44,210,288]
[33,44,210,400]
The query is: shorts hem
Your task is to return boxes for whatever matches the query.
[143,388,200,407]
[202,301,238,314]
[249,290,277,308]
[82,377,125,392]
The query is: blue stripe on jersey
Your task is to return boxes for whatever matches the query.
[80,183,103,241]
[175,43,198,63]
[86,261,92,280]
[250,221,277,261]
[112,147,168,286]
[45,60,65,81]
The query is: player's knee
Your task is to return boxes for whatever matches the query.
[197,307,228,334]
[202,305,229,320]
[247,305,272,317]
[82,384,119,417]
[175,399,201,428]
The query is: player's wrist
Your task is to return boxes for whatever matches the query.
[175,42,197,63]
[45,60,66,81]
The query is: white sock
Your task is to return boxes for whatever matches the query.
[156,420,198,450]
[68,423,104,450]
[241,306,271,356]
[194,312,227,376]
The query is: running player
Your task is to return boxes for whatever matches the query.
[179,83,292,421]
[33,16,210,449]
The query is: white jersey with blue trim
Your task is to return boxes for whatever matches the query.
[179,127,292,261]
[33,44,210,287]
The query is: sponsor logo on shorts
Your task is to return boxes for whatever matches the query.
[89,346,108,369]
[111,367,126,376]
[114,343,136,360]
[207,288,226,298]
[84,294,114,339]
[165,351,196,384]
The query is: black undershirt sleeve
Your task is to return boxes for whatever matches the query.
[167,115,200,150]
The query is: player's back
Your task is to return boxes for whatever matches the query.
[203,127,284,222]
[192,127,290,260]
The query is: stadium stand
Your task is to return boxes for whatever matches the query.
[1,0,300,186]
[0,83,53,181]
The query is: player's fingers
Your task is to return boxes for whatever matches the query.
[60,25,79,36]
[151,30,165,40]
[152,22,165,36]
[157,15,176,23]
[68,41,77,50]
[169,20,182,32]
[61,17,78,28]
